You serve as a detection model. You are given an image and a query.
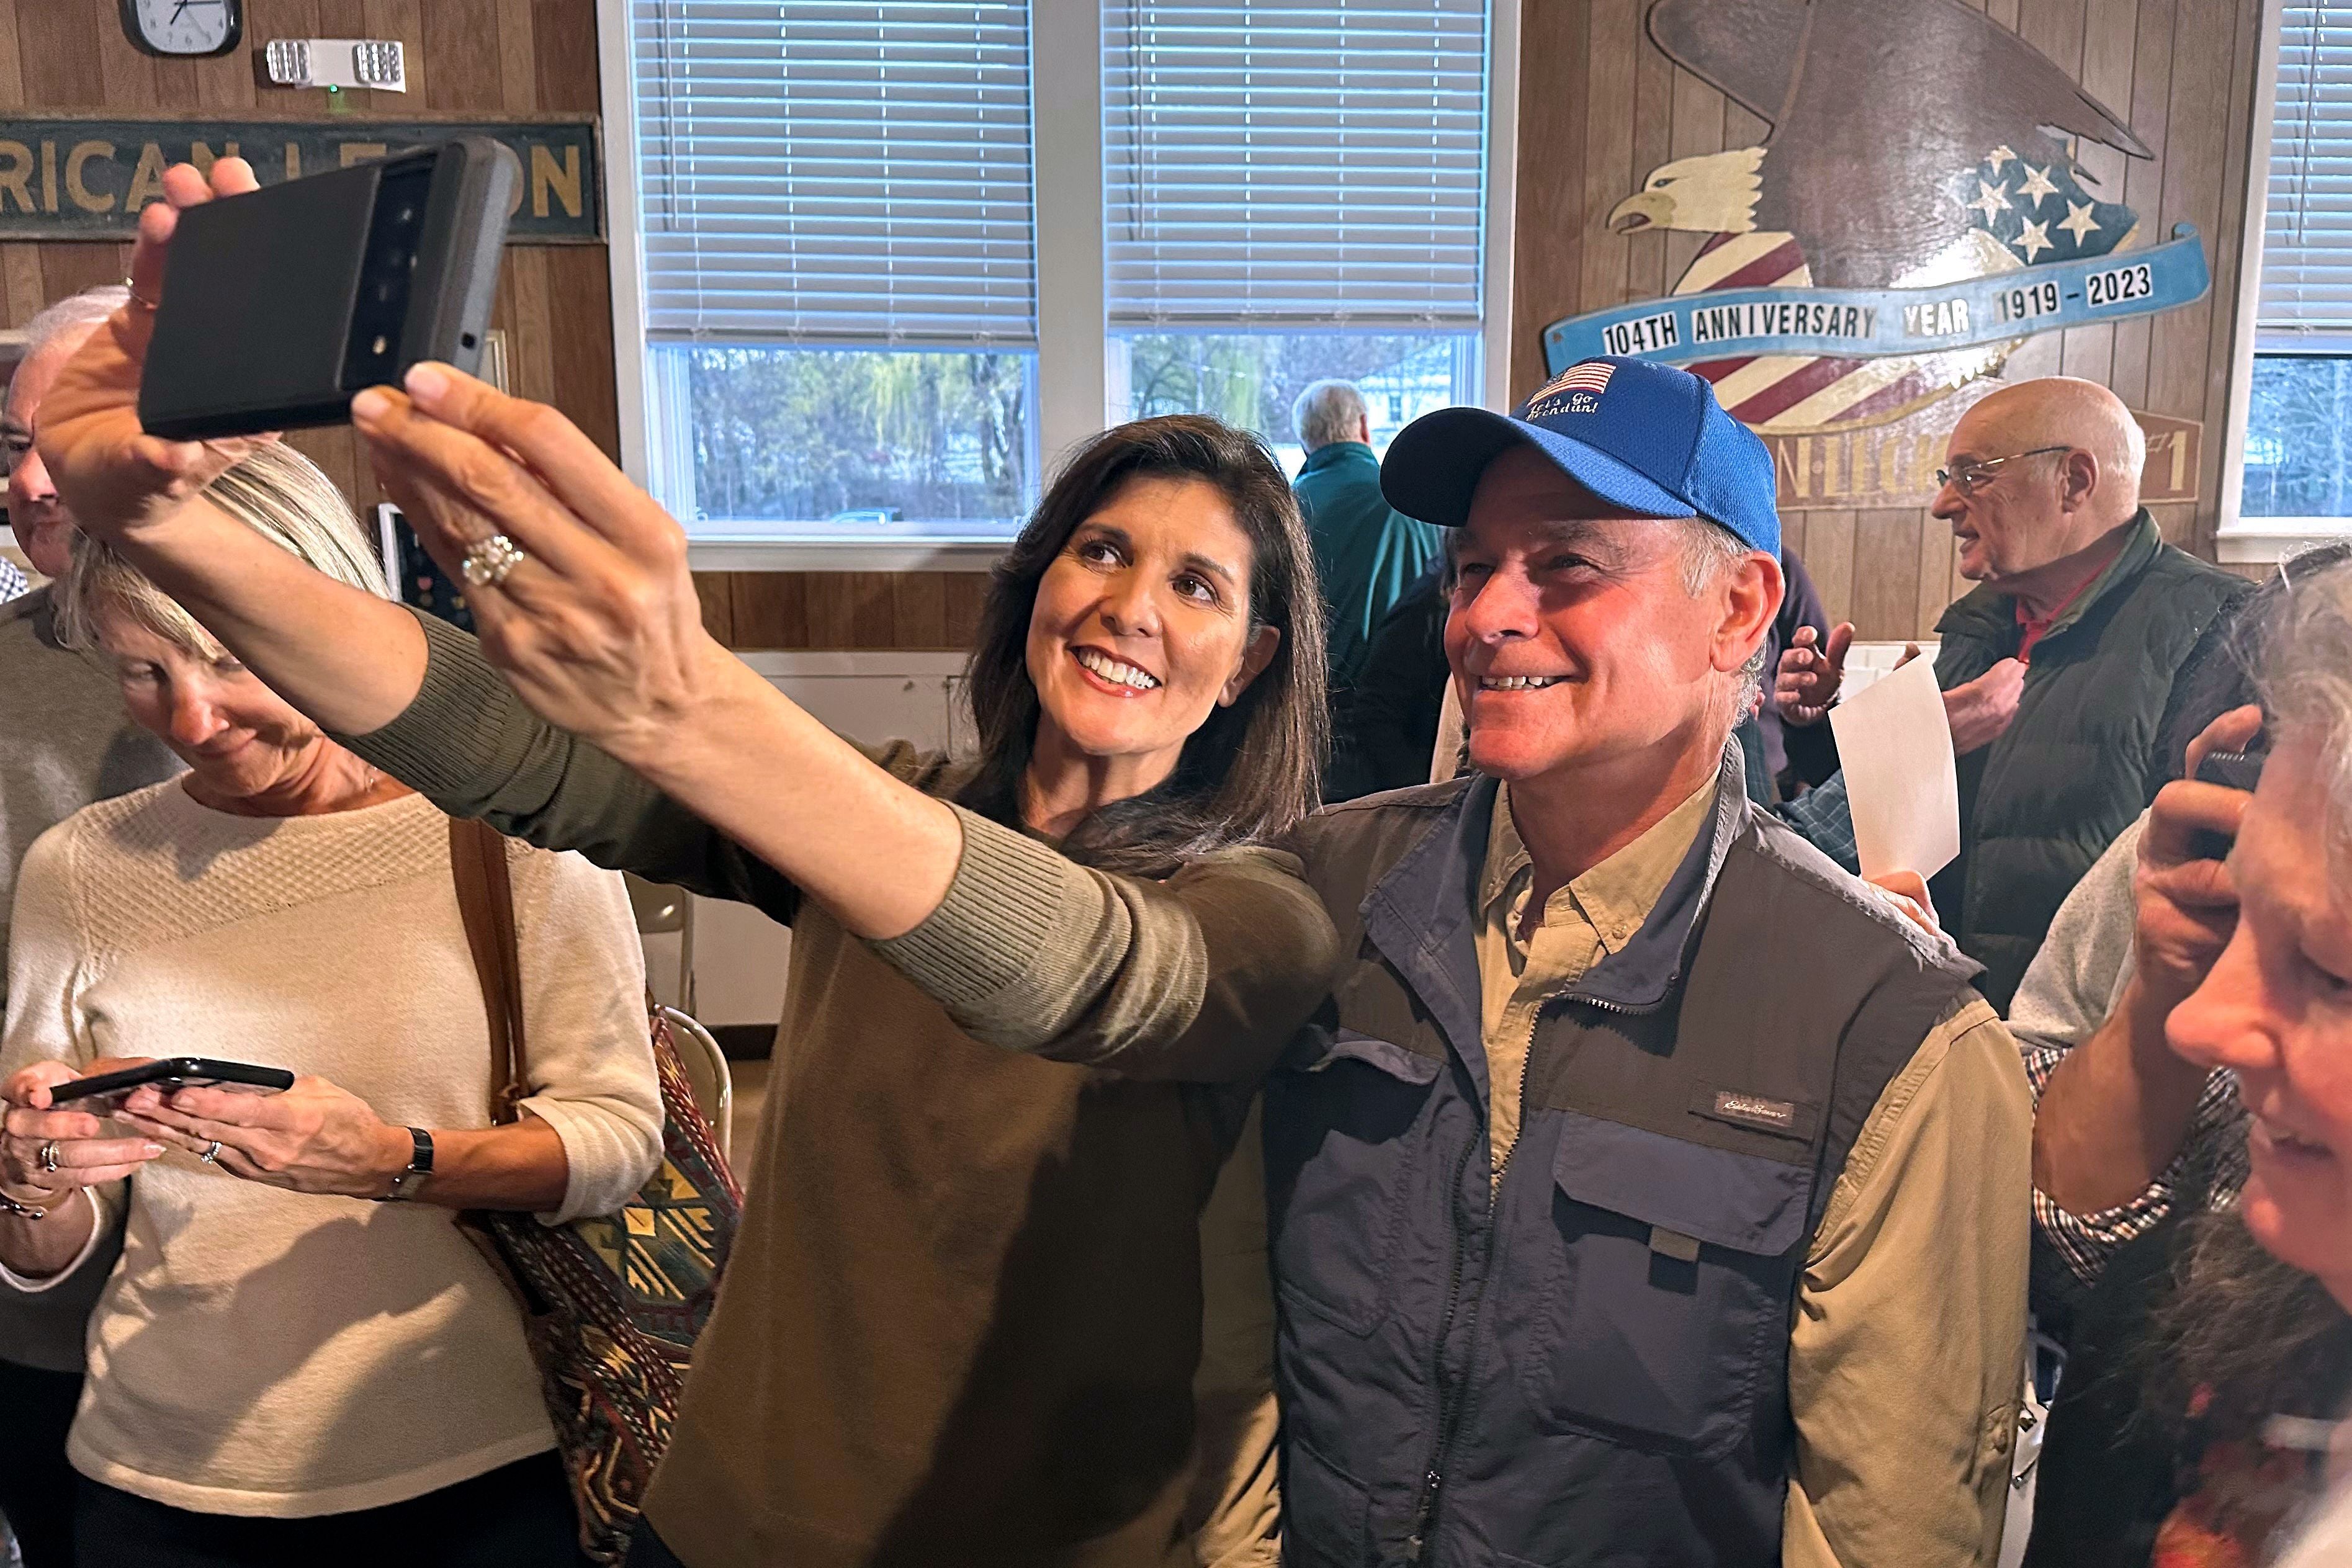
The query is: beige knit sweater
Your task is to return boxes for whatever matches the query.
[0,782,663,1517]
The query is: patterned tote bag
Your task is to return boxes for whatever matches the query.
[448,817,745,1563]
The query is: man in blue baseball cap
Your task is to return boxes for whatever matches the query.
[1255,359,2032,1566]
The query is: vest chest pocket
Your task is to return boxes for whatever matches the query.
[1515,1113,1814,1458]
[1265,1028,1442,1337]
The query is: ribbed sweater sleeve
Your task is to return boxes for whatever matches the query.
[339,608,804,921]
[873,809,1342,1085]
[356,610,1340,1085]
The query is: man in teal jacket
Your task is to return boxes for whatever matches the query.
[1291,380,1442,751]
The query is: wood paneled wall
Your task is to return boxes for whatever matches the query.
[8,0,2274,650]
[0,0,614,527]
[1510,0,2268,642]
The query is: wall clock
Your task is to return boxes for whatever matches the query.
[119,0,245,58]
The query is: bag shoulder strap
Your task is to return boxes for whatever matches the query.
[449,816,529,1126]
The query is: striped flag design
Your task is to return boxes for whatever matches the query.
[1668,150,2138,434]
[1672,231,2014,432]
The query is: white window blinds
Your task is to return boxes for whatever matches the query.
[2264,6,2352,341]
[632,0,1038,347]
[1103,0,1488,329]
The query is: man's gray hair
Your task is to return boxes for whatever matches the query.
[20,284,129,362]
[1293,380,1370,451]
[58,442,389,656]
[2258,552,2352,869]
[1678,517,1770,723]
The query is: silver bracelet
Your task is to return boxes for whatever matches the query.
[0,1189,53,1221]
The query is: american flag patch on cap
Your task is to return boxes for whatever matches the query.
[1524,359,1617,419]
[1538,361,1615,399]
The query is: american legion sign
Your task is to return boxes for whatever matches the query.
[1540,0,2208,511]
[0,118,600,243]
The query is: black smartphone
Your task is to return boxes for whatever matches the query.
[48,1057,296,1113]
[2193,746,2267,794]
[139,137,515,439]
[2186,744,2267,862]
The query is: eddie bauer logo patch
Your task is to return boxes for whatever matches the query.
[1712,1091,1799,1133]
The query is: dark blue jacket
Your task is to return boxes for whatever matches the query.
[1268,752,1980,1566]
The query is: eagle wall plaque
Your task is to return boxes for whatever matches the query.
[1541,0,2212,510]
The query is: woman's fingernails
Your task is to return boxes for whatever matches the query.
[351,388,391,423]
[405,362,448,401]
[143,1144,166,1157]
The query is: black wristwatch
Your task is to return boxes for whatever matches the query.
[379,1126,434,1202]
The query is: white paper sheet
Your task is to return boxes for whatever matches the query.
[1827,653,1960,882]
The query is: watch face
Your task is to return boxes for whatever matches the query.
[124,0,243,56]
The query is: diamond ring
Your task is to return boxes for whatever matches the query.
[199,1140,222,1165]
[37,1140,60,1173]
[460,533,527,589]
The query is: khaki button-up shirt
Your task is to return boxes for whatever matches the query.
[1474,778,1713,1182]
[1470,777,2032,1567]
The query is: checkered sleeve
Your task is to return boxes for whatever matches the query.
[1771,771,1860,874]
[2024,1044,2251,1286]
[0,556,25,604]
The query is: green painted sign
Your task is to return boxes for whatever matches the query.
[0,117,601,241]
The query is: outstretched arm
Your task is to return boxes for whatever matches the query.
[39,157,961,941]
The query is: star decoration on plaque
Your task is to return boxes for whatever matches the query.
[2017,163,2062,206]
[2059,200,2103,244]
[1968,178,2013,222]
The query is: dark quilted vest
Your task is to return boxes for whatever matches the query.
[1268,759,1980,1567]
[1929,512,2250,1013]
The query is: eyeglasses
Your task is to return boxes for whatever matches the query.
[1934,446,2071,495]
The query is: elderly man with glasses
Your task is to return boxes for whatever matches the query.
[1772,376,2250,1015]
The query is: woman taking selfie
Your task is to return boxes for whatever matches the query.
[0,444,663,1566]
[39,159,1340,1568]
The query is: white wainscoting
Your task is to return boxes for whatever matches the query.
[671,652,971,1031]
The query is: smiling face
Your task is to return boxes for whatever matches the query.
[1022,474,1279,793]
[5,322,102,579]
[1446,445,1775,787]
[2168,728,2352,1309]
[97,605,343,809]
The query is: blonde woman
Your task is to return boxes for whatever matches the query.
[0,444,662,1567]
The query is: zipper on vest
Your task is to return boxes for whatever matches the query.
[1408,992,1668,1562]
[1405,1136,1481,1563]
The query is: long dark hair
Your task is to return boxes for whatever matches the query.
[957,414,1327,876]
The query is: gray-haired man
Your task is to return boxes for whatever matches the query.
[1291,379,1442,798]
[0,285,181,1566]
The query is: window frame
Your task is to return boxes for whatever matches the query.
[2220,0,2352,565]
[598,0,1517,570]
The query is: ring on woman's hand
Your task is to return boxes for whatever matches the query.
[120,275,159,311]
[37,1140,60,1173]
[460,533,527,589]
[199,1140,222,1165]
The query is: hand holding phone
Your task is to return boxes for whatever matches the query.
[2132,706,2264,1010]
[37,141,514,555]
[1,1059,174,1204]
[141,138,514,439]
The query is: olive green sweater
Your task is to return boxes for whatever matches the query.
[341,611,1340,1568]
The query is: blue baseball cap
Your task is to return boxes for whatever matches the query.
[1379,356,1780,557]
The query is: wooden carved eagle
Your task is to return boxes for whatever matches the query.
[1609,0,2152,289]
